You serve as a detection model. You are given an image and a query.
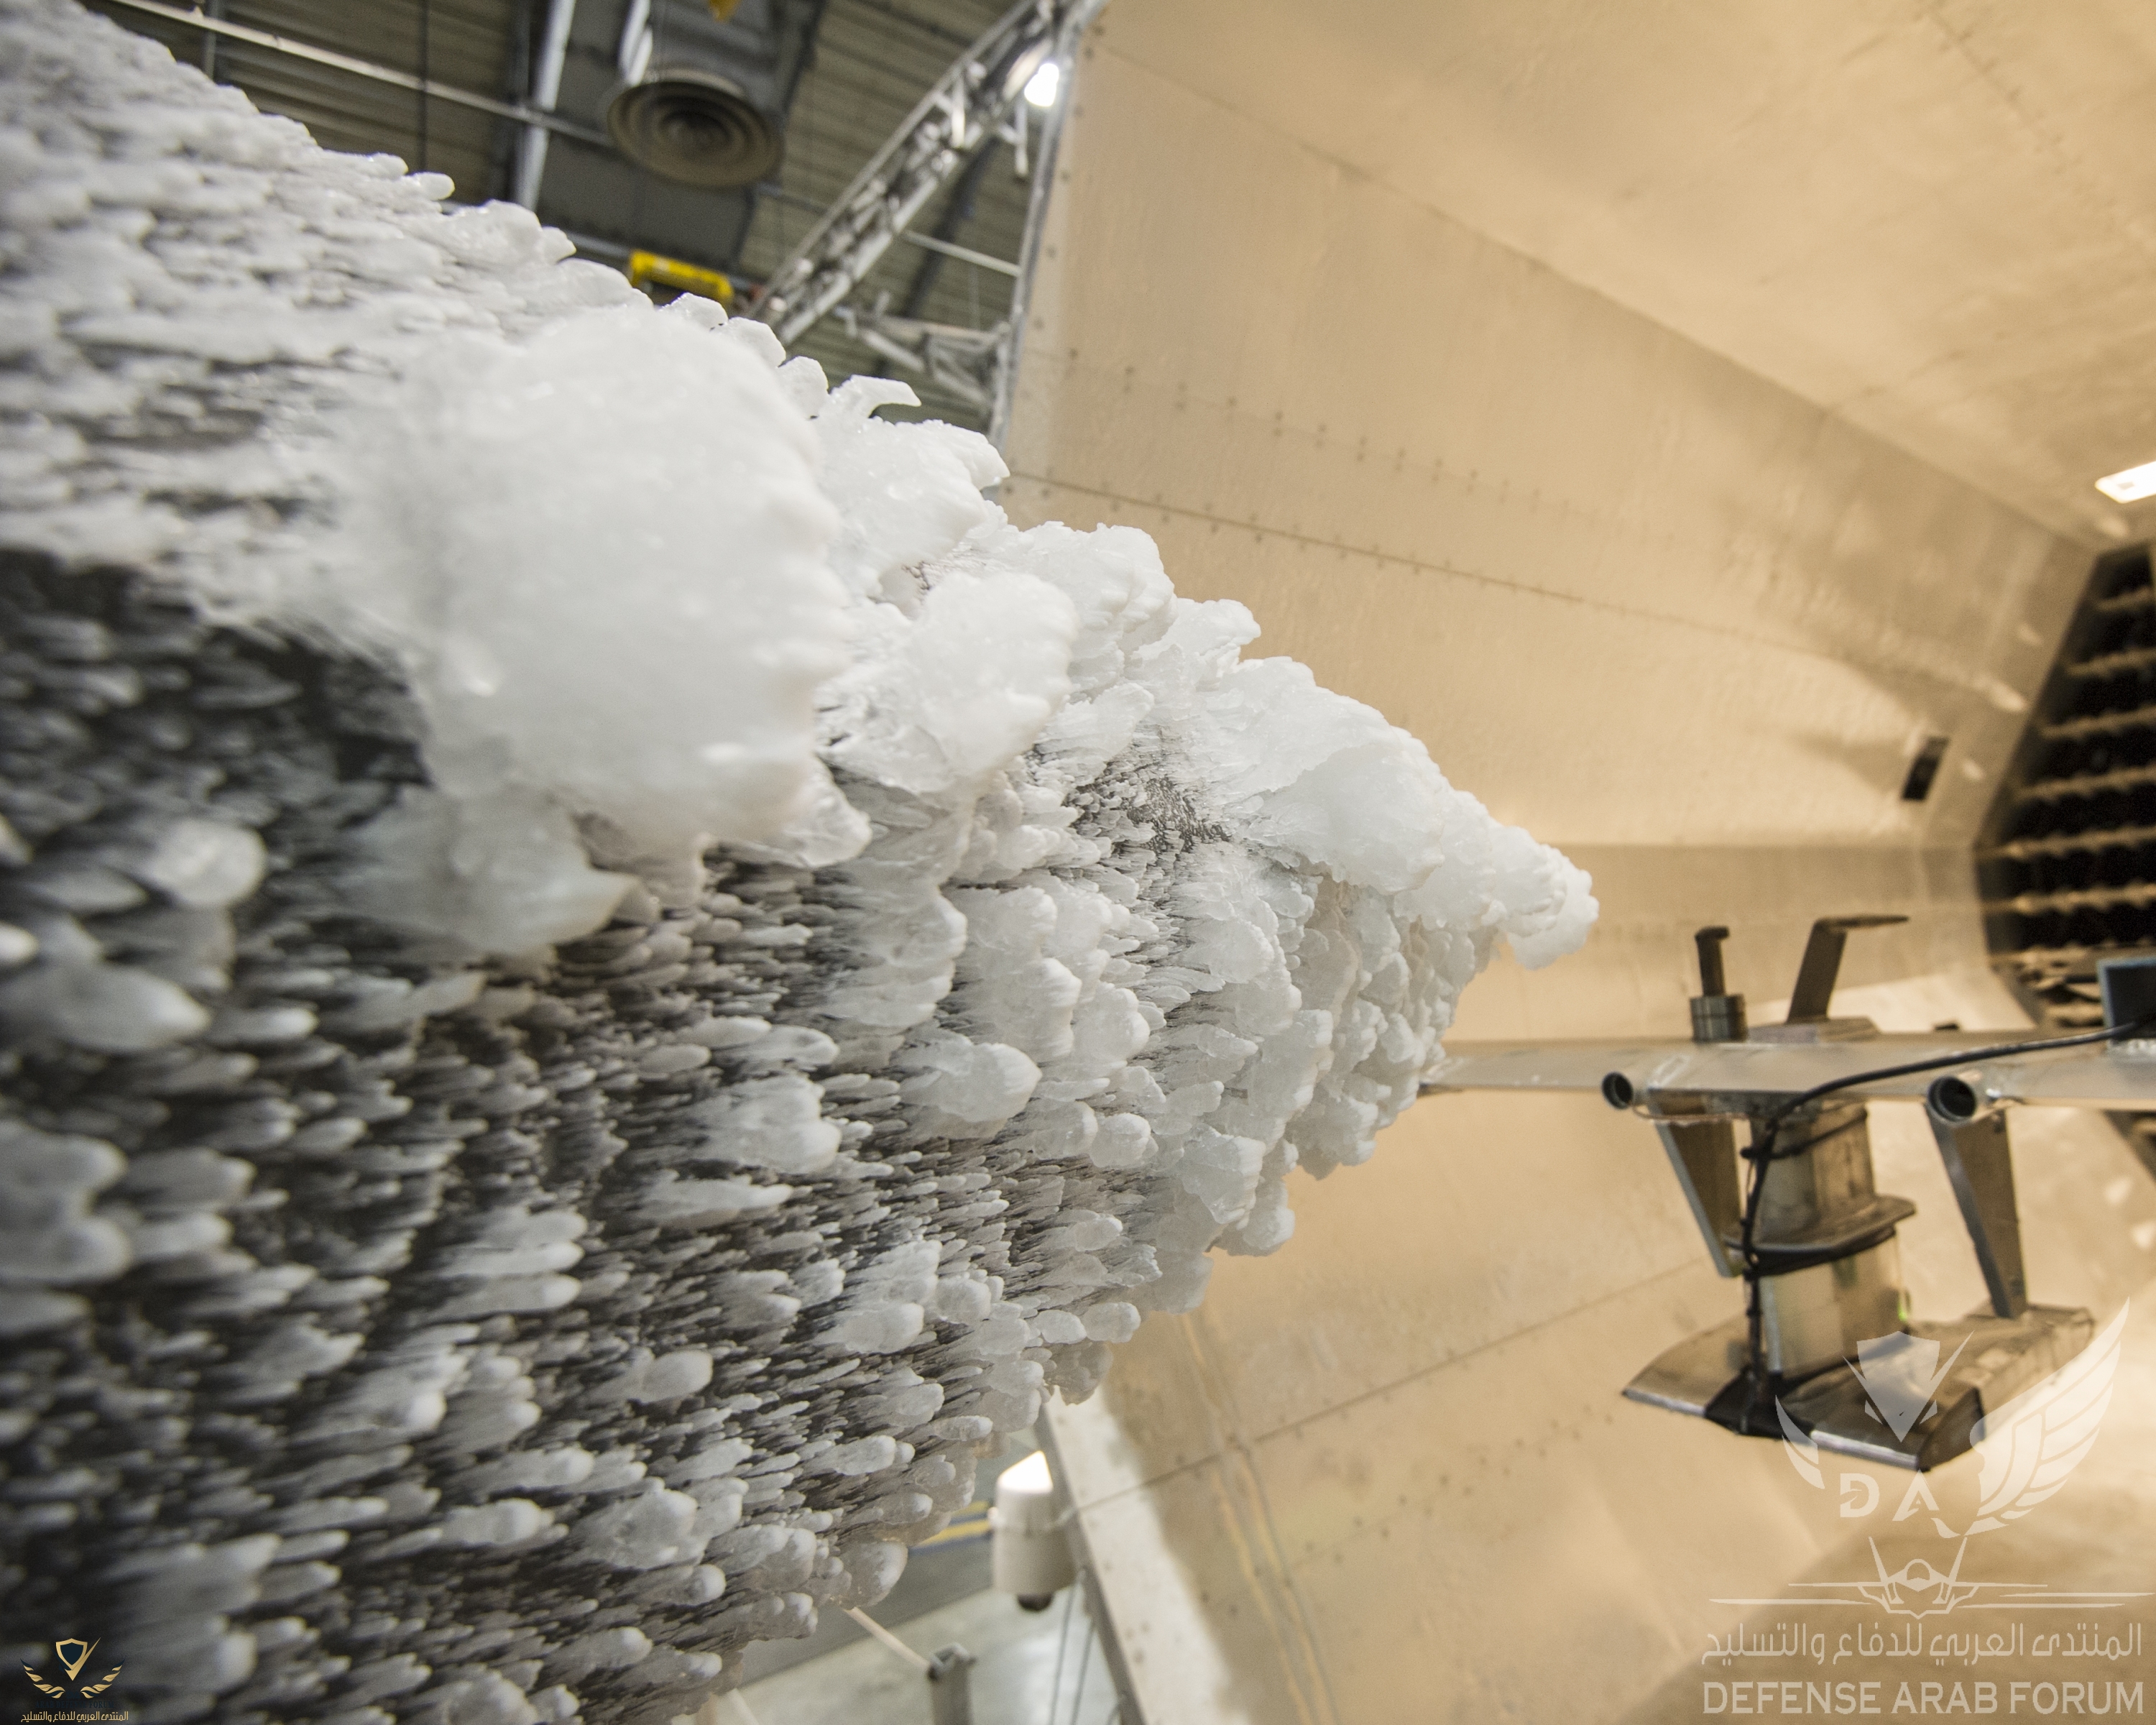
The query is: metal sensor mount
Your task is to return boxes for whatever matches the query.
[1421,914,2137,1471]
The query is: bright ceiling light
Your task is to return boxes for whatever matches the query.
[2096,459,2156,503]
[1023,60,1061,108]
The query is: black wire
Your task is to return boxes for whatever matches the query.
[1731,1012,2156,1425]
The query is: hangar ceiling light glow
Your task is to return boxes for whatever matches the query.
[2094,459,2156,504]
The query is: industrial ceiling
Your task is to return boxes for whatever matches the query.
[86,1,2156,512]
[89,0,1032,426]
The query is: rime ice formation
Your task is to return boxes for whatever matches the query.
[0,6,1595,1724]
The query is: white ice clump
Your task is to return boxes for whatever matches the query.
[134,818,266,908]
[0,8,1594,1725]
[0,1119,131,1284]
[0,952,211,1051]
[318,310,851,891]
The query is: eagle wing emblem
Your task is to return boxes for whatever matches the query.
[1967,1300,2129,1535]
[1776,1397,1824,1489]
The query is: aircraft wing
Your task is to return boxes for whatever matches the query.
[1422,1034,2156,1112]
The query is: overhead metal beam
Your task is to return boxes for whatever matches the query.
[987,7,1087,448]
[513,0,580,206]
[99,0,612,147]
[899,231,1020,279]
[748,0,1102,345]
[900,136,1003,315]
[756,188,1018,277]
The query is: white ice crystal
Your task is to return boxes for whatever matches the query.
[0,6,1595,1724]
[318,310,851,876]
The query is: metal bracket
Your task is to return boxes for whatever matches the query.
[1924,1092,2030,1319]
[1654,1115,1743,1276]
[1787,914,1907,1022]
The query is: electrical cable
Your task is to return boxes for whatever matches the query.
[1731,1012,2156,1428]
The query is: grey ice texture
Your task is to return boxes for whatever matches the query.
[0,6,1595,1724]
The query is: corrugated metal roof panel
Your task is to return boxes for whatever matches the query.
[84,0,527,199]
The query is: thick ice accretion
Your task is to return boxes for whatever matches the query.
[0,1,854,952]
[0,8,1595,1725]
[776,388,1595,1236]
[320,310,852,918]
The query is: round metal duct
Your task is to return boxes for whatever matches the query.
[606,66,781,189]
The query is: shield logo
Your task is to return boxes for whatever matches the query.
[54,1640,96,1680]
